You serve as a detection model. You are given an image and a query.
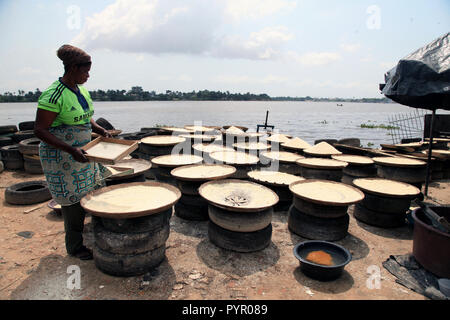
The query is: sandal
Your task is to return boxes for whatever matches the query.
[71,245,93,260]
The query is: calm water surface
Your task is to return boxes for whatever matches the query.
[0,101,433,147]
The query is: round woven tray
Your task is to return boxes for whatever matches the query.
[180,134,216,142]
[209,150,259,165]
[80,181,181,218]
[266,134,292,144]
[303,142,342,156]
[396,142,424,149]
[247,170,304,187]
[192,143,234,154]
[296,158,348,169]
[140,135,186,146]
[260,151,304,163]
[352,177,421,198]
[171,164,236,181]
[331,155,374,166]
[246,132,265,138]
[281,137,312,150]
[224,132,265,139]
[289,179,365,206]
[184,125,216,133]
[422,149,450,159]
[424,137,450,142]
[233,142,271,151]
[222,125,248,132]
[151,154,203,168]
[160,127,194,134]
[372,157,426,167]
[199,179,279,212]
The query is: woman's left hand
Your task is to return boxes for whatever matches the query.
[102,129,112,138]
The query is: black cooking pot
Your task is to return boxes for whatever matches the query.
[293,240,352,281]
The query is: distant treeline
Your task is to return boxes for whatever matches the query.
[0,86,392,103]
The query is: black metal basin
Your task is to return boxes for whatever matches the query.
[293,240,352,281]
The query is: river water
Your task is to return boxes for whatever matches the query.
[0,101,435,147]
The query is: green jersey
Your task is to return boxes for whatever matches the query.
[37,79,94,127]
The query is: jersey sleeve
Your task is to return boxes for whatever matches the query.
[37,88,61,113]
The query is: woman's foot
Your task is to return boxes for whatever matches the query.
[70,245,93,260]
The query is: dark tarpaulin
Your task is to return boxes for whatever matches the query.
[379,32,450,196]
[380,32,450,110]
[383,254,449,300]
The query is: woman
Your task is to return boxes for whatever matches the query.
[34,44,111,260]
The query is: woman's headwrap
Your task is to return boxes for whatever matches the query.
[57,44,91,71]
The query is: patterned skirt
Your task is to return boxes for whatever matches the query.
[39,124,106,206]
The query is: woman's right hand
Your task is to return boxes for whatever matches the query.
[71,148,89,163]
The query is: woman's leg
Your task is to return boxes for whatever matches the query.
[61,202,86,255]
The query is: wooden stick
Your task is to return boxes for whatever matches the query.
[0,277,23,292]
[23,204,45,214]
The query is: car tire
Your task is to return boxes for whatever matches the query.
[5,180,52,205]
[208,221,272,253]
[95,117,115,130]
[98,208,172,234]
[93,221,170,255]
[93,244,166,277]
[18,121,35,131]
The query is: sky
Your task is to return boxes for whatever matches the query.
[0,0,449,98]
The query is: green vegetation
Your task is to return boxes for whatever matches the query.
[360,123,399,130]
[0,86,394,103]
[367,142,375,147]
[0,89,42,103]
[272,96,392,103]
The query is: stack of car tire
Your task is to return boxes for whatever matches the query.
[14,121,36,143]
[287,180,365,241]
[0,125,18,148]
[170,164,237,221]
[352,178,421,228]
[138,136,186,161]
[207,204,273,253]
[288,203,350,241]
[373,157,427,191]
[199,180,278,253]
[91,208,172,277]
[19,137,43,174]
[0,125,20,171]
[174,181,210,221]
[138,136,188,180]
[1,144,24,170]
[0,122,39,172]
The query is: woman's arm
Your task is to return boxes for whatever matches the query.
[90,118,112,137]
[34,109,89,163]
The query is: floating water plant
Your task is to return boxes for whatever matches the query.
[360,123,399,130]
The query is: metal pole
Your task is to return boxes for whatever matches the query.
[424,109,436,197]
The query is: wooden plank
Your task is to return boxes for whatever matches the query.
[105,166,135,178]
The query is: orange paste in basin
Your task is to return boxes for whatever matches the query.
[305,250,333,266]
